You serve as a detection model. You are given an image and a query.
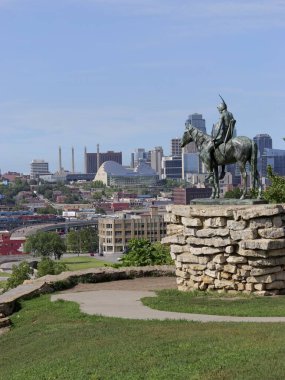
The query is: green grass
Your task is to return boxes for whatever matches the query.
[0,270,10,277]
[1,295,285,379]
[142,289,285,317]
[60,255,110,271]
[0,281,6,289]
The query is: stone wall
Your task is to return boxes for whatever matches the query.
[162,204,285,295]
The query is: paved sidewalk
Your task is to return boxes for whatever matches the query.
[51,277,285,323]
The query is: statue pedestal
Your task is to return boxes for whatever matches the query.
[162,204,285,295]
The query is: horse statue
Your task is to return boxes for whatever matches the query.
[181,122,261,199]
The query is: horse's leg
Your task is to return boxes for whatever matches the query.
[214,166,220,198]
[239,164,247,200]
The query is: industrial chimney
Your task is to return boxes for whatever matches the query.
[72,147,75,173]
[59,146,62,173]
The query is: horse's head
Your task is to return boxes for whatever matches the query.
[180,122,194,147]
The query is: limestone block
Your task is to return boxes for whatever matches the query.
[258,227,285,239]
[221,271,232,279]
[213,254,227,264]
[239,269,250,277]
[181,217,202,227]
[171,245,185,254]
[167,224,183,235]
[170,251,176,260]
[164,213,180,223]
[176,253,199,263]
[198,256,211,265]
[250,266,282,277]
[272,216,283,228]
[226,256,247,264]
[188,206,234,218]
[203,217,227,228]
[247,274,275,284]
[215,264,224,271]
[189,264,207,271]
[187,237,232,248]
[249,216,283,229]
[240,239,285,251]
[241,265,252,271]
[227,220,247,231]
[196,228,229,238]
[183,227,197,236]
[207,262,216,270]
[162,235,186,245]
[275,272,285,281]
[254,284,265,291]
[234,205,283,221]
[175,269,190,279]
[230,229,258,241]
[266,281,285,290]
[225,245,235,254]
[189,269,202,276]
[245,283,254,292]
[201,275,215,285]
[176,277,184,285]
[248,258,284,267]
[214,279,236,289]
[237,283,245,291]
[224,264,236,274]
[205,269,218,278]
[199,282,208,291]
[192,275,202,283]
[237,248,268,258]
[268,249,285,257]
[189,246,224,255]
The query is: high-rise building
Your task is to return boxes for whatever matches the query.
[170,138,182,157]
[184,113,206,153]
[150,146,163,179]
[162,156,182,179]
[261,148,285,177]
[85,150,122,174]
[253,134,273,176]
[30,160,49,179]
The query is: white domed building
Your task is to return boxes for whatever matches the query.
[94,161,158,188]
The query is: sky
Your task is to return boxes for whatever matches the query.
[0,0,285,174]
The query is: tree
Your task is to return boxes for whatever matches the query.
[66,228,99,254]
[24,231,66,259]
[263,165,285,203]
[118,239,173,267]
[37,205,59,215]
[37,258,67,277]
[5,261,32,290]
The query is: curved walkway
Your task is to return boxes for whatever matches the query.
[51,277,285,323]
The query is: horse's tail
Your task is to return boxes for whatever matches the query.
[251,140,259,191]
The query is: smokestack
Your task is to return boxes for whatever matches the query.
[59,146,62,173]
[84,146,87,174]
[97,143,100,172]
[72,147,75,173]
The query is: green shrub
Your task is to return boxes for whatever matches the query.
[37,258,68,277]
[118,239,173,267]
[263,165,285,203]
[5,261,32,290]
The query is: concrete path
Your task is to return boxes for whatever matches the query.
[51,289,285,323]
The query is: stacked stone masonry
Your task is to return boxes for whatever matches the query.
[162,204,285,295]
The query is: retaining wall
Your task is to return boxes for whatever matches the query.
[162,204,285,295]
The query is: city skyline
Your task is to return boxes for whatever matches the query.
[0,0,284,173]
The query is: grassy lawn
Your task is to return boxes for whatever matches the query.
[0,281,6,289]
[142,289,285,317]
[1,295,285,379]
[0,270,10,277]
[60,255,110,271]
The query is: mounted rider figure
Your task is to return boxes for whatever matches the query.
[208,95,236,180]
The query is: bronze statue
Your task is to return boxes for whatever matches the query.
[181,97,261,200]
[207,95,236,180]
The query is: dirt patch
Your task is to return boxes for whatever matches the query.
[59,276,177,293]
